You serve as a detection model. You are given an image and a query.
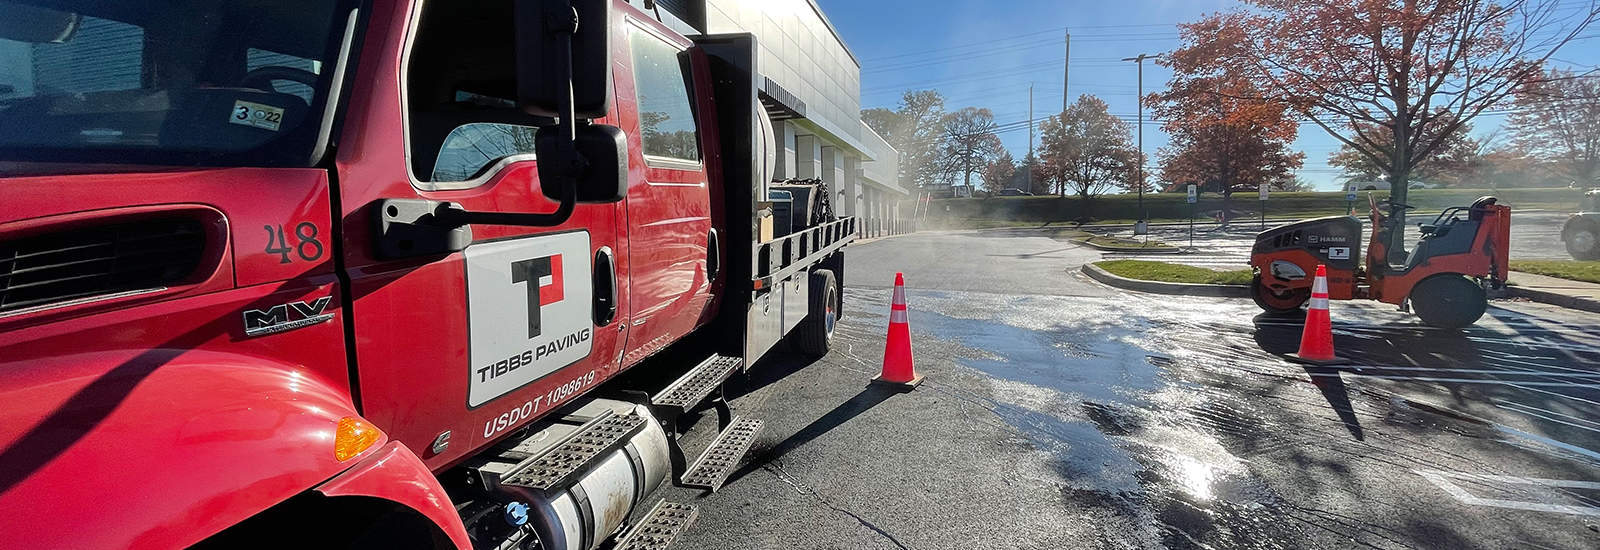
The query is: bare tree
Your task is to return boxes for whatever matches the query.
[938,107,1004,192]
[1510,69,1600,187]
[863,90,948,190]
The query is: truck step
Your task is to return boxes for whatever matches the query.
[680,416,763,491]
[613,500,699,550]
[651,355,743,414]
[500,409,648,492]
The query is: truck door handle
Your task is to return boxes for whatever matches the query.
[593,246,617,327]
[707,228,721,281]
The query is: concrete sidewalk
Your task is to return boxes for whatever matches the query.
[1505,271,1600,314]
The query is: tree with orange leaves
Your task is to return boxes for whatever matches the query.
[1189,0,1598,261]
[1150,35,1304,222]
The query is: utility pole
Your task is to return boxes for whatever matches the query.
[1027,84,1034,193]
[1063,29,1071,113]
[1121,53,1150,226]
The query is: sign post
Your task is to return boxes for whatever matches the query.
[1345,184,1359,215]
[1258,183,1269,230]
[1186,184,1198,249]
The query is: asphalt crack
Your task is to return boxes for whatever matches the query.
[762,458,912,550]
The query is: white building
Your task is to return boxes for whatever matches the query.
[635,0,910,235]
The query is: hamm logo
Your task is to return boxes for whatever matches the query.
[511,254,564,338]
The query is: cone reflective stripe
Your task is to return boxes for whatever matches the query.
[1287,264,1345,365]
[873,272,923,390]
[1309,269,1330,310]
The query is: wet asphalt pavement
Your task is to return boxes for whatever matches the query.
[1094,211,1574,269]
[653,229,1600,549]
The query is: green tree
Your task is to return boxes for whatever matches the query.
[863,90,948,190]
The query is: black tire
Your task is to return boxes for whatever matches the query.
[1567,223,1599,261]
[1410,275,1488,329]
[1252,275,1310,315]
[790,269,839,356]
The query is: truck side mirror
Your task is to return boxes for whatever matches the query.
[537,123,626,204]
[515,0,613,119]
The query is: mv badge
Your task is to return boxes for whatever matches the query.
[243,297,333,337]
[466,232,593,407]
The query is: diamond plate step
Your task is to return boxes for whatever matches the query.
[651,355,743,413]
[680,416,763,491]
[500,410,648,492]
[614,500,699,550]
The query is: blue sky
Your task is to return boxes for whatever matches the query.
[815,0,1600,191]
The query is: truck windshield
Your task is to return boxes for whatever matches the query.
[0,0,355,170]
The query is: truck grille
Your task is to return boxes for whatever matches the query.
[0,219,206,313]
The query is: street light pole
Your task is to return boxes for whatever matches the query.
[1122,53,1150,226]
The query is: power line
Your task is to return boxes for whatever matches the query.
[864,37,1176,74]
[859,23,1182,63]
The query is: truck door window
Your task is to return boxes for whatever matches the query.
[627,25,699,164]
[431,122,538,182]
[404,0,552,189]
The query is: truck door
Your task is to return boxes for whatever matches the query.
[616,19,715,365]
[331,0,629,469]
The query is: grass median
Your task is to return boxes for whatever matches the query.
[1510,260,1600,284]
[1094,260,1253,285]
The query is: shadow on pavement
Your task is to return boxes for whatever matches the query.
[724,385,901,486]
[1303,366,1366,441]
[1250,307,1600,452]
[985,247,1080,259]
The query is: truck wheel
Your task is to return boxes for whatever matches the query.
[1410,275,1487,329]
[791,269,838,356]
[1252,275,1309,315]
[1567,224,1599,260]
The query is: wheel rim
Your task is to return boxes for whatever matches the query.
[1573,229,1597,253]
[824,289,837,338]
[1257,283,1306,310]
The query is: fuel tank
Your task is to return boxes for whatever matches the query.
[454,399,672,550]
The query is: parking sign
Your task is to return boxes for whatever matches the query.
[1187,184,1198,204]
[1259,183,1269,201]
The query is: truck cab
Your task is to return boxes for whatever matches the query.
[0,0,853,548]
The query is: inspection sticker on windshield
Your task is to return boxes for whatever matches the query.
[230,100,284,131]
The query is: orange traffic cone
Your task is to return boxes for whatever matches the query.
[1287,265,1346,365]
[872,272,923,390]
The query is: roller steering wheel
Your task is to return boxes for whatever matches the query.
[239,66,319,92]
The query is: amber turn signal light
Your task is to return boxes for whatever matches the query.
[334,417,383,461]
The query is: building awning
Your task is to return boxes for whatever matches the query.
[759,77,806,120]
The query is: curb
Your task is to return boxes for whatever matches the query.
[1081,263,1251,298]
[1503,285,1600,314]
[1071,239,1182,255]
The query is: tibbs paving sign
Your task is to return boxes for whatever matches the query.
[465,232,594,408]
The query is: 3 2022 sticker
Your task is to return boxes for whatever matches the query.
[230,100,285,131]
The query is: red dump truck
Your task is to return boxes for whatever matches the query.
[0,0,854,548]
